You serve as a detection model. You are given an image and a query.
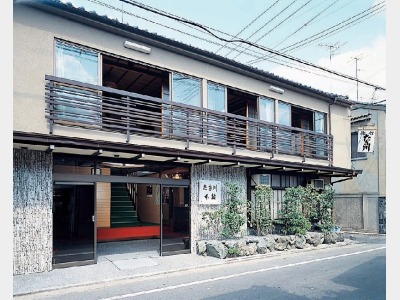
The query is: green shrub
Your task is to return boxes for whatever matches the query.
[227,247,240,257]
[249,184,274,235]
[278,186,311,235]
[221,182,247,238]
[318,184,336,233]
[201,209,223,240]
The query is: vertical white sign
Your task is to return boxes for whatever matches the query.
[199,180,221,205]
[357,130,375,153]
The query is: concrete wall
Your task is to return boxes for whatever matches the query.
[13,3,351,169]
[334,193,380,233]
[190,165,247,252]
[13,149,53,275]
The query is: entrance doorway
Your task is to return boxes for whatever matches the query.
[53,182,96,267]
[161,186,190,255]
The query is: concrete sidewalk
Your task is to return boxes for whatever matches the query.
[13,251,227,296]
[13,232,383,297]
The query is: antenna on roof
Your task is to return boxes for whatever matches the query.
[318,41,347,92]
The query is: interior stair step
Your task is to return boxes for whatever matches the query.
[110,182,140,228]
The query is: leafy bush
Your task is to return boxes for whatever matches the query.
[278,186,311,235]
[227,247,240,257]
[302,184,320,221]
[221,182,247,238]
[249,184,274,235]
[318,184,336,233]
[201,209,223,240]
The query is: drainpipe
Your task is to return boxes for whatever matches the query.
[328,97,338,167]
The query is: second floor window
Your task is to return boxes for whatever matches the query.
[54,40,100,124]
[170,72,202,139]
[172,72,201,107]
[55,40,99,84]
[207,82,226,144]
[259,97,275,122]
[277,101,291,126]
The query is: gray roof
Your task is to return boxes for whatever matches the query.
[25,0,353,106]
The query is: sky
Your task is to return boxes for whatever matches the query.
[65,0,386,103]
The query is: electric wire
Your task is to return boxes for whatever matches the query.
[225,0,298,59]
[249,7,385,69]
[215,0,281,54]
[248,1,385,64]
[220,0,282,56]
[85,0,385,92]
[269,0,340,51]
[231,0,314,60]
[118,0,385,90]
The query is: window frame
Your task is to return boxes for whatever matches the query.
[53,39,101,125]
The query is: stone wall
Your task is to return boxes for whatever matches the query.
[190,165,247,253]
[197,232,349,259]
[13,149,53,275]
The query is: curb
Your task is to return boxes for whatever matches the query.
[13,239,359,297]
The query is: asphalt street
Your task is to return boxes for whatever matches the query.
[14,233,386,300]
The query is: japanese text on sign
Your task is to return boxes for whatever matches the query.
[199,180,221,205]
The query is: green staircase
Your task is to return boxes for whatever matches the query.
[110,183,140,228]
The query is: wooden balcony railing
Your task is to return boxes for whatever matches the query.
[45,75,333,161]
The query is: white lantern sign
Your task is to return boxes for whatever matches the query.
[357,129,375,153]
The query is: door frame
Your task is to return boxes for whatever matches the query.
[160,184,191,256]
[52,181,97,269]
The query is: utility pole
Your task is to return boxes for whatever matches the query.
[350,55,364,102]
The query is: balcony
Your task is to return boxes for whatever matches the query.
[45,75,333,161]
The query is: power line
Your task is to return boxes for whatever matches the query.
[247,1,385,64]
[224,0,298,58]
[283,6,385,55]
[269,0,340,51]
[215,0,281,55]
[88,0,385,91]
[231,0,314,60]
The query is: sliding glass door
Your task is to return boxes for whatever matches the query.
[53,182,96,267]
[160,186,190,256]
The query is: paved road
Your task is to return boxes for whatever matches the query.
[15,234,386,300]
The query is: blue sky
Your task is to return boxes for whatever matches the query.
[65,0,386,102]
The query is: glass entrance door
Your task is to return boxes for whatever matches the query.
[53,182,96,267]
[161,186,190,256]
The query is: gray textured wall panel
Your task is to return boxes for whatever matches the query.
[13,149,53,275]
[190,165,247,252]
[334,195,363,230]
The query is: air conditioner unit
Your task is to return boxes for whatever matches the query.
[310,179,325,190]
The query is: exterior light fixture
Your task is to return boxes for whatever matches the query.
[269,86,284,94]
[123,41,151,54]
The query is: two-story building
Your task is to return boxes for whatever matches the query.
[13,0,358,275]
[333,102,386,234]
